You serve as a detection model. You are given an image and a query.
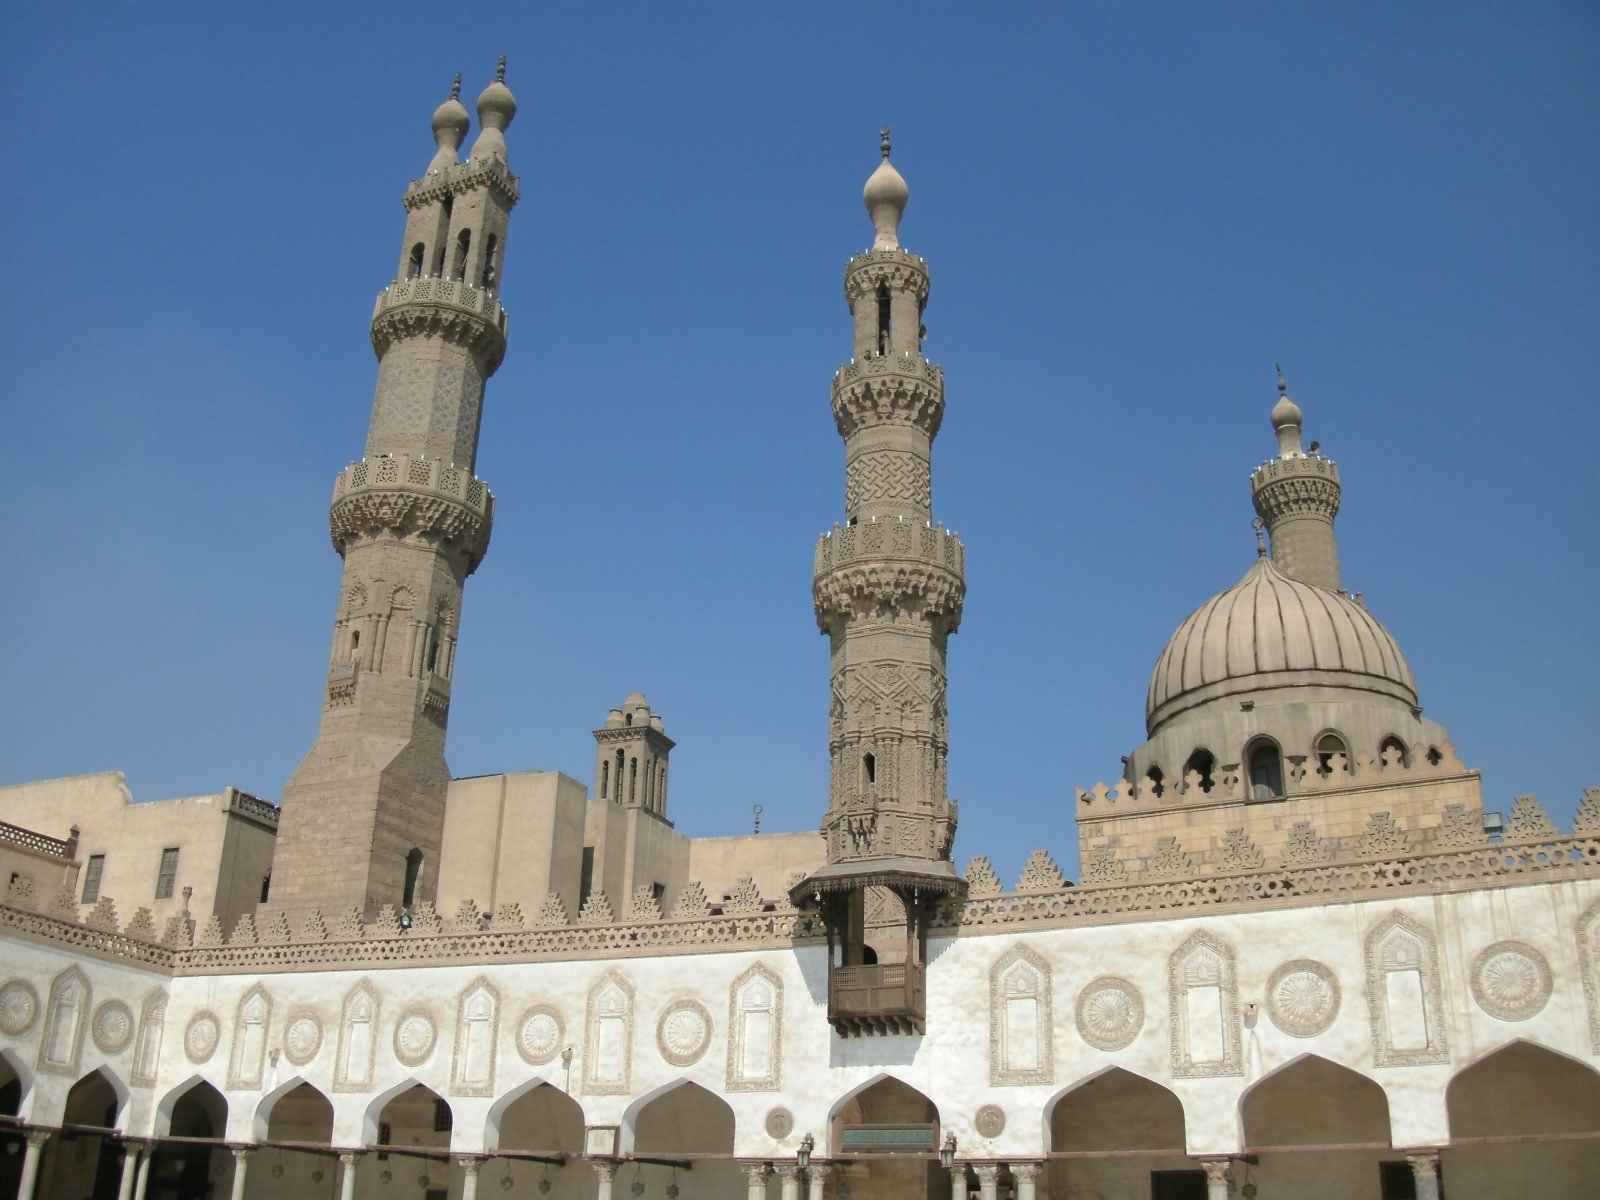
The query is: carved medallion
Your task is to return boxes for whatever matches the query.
[394,1010,437,1066]
[91,1000,135,1054]
[0,979,39,1035]
[1266,960,1340,1038]
[974,1104,1006,1138]
[284,1012,323,1066]
[765,1107,794,1139]
[657,1000,712,1068]
[185,1012,221,1063]
[1075,976,1144,1051]
[1471,940,1552,1022]
[516,1005,564,1066]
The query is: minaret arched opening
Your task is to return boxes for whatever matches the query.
[451,229,471,280]
[407,242,425,278]
[480,233,498,289]
[402,848,424,909]
[875,283,891,355]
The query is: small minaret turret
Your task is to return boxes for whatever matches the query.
[271,65,520,919]
[1250,366,1343,591]
[793,133,967,1038]
[593,693,674,817]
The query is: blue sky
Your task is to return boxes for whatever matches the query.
[2,3,1595,887]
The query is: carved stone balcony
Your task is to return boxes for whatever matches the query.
[828,962,926,1037]
[830,351,945,439]
[370,276,509,372]
[330,454,495,573]
[813,519,965,630]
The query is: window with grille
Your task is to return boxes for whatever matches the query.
[154,848,179,899]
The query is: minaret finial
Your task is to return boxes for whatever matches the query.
[449,73,462,101]
[1253,517,1267,557]
[1275,361,1288,395]
[496,55,507,83]
[880,126,892,159]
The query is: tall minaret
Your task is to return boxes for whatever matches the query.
[1250,367,1343,591]
[797,135,967,1034]
[271,64,519,919]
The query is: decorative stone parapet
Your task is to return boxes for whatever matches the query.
[370,276,509,371]
[813,520,964,628]
[329,454,494,573]
[831,351,945,438]
[843,248,930,305]
[1249,454,1342,521]
[0,819,74,861]
[223,787,279,828]
[402,157,519,211]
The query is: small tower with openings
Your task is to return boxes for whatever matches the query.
[792,133,968,1037]
[593,693,674,817]
[1250,366,1343,591]
[271,64,520,919]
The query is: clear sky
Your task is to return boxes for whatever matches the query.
[2,3,1595,888]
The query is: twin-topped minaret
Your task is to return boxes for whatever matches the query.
[797,134,967,1036]
[271,64,519,919]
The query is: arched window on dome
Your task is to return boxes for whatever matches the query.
[1184,749,1215,794]
[1246,739,1284,801]
[1315,732,1349,778]
[1144,764,1165,799]
[1379,736,1408,769]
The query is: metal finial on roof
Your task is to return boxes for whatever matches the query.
[880,127,892,159]
[496,55,507,83]
[449,73,462,101]
[1252,517,1267,557]
[1275,362,1288,395]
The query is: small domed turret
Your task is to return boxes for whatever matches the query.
[427,74,470,175]
[1270,363,1305,458]
[863,128,909,251]
[469,57,517,164]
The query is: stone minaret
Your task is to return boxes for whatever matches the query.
[797,135,967,1034]
[813,132,965,872]
[1250,367,1343,591]
[271,65,519,919]
[593,693,674,816]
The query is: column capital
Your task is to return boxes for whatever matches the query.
[338,1150,360,1166]
[741,1160,772,1181]
[1009,1161,1042,1180]
[591,1159,619,1181]
[774,1163,801,1177]
[23,1129,51,1147]
[457,1155,482,1176]
[1199,1158,1232,1184]
[806,1163,831,1180]
[1404,1149,1442,1176]
[230,1145,255,1160]
[972,1162,1003,1182]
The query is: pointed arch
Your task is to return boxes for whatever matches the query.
[1044,1065,1185,1154]
[62,1065,128,1129]
[36,964,90,1075]
[726,961,782,1091]
[255,1076,334,1143]
[131,987,168,1086]
[1448,1038,1600,1136]
[227,983,273,1089]
[0,1048,32,1120]
[622,1078,735,1156]
[1240,1053,1392,1148]
[828,1075,943,1197]
[334,978,380,1092]
[584,971,634,1094]
[153,1072,222,1135]
[1168,930,1241,1077]
[362,1076,450,1148]
[1575,897,1600,1053]
[485,1076,584,1155]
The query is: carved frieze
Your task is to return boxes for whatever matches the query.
[843,248,931,306]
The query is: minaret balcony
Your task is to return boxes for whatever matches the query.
[831,352,945,438]
[829,962,926,1037]
[1250,455,1342,523]
[843,247,931,306]
[329,455,495,573]
[814,520,965,629]
[370,277,509,371]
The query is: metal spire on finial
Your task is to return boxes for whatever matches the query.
[1252,517,1267,557]
[449,73,462,101]
[495,55,507,83]
[880,126,892,159]
[1275,362,1288,395]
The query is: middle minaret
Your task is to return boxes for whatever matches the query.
[813,132,966,871]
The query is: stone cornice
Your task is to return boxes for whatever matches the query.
[329,455,494,574]
[844,248,931,307]
[831,353,944,439]
[402,159,520,211]
[592,726,676,752]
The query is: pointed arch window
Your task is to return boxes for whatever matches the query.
[1379,736,1408,768]
[1247,738,1284,800]
[875,283,891,355]
[1184,749,1215,794]
[479,233,498,289]
[451,229,471,280]
[402,849,424,909]
[1316,732,1349,777]
[408,243,425,278]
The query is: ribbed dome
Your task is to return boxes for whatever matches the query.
[1146,556,1417,731]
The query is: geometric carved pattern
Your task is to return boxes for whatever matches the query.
[846,450,930,513]
[1470,940,1552,1022]
[974,1104,1007,1138]
[1218,828,1265,874]
[1359,812,1409,858]
[1074,976,1144,1052]
[1149,837,1194,880]
[1435,805,1484,849]
[989,945,1053,1086]
[91,1000,135,1055]
[1284,821,1330,865]
[393,1009,437,1068]
[0,979,39,1036]
[514,1004,564,1067]
[1265,960,1340,1038]
[283,1011,324,1067]
[184,1011,221,1065]
[1168,932,1241,1077]
[1574,788,1600,836]
[334,981,380,1092]
[1505,795,1557,841]
[1364,912,1448,1067]
[1082,847,1127,885]
[1015,851,1066,893]
[964,856,1002,898]
[227,986,272,1089]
